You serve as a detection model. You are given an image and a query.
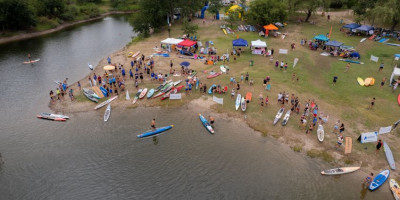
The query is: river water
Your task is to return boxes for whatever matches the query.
[0,16,392,199]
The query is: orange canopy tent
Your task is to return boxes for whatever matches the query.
[263,24,278,30]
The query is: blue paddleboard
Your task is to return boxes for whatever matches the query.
[137,125,174,138]
[369,170,390,191]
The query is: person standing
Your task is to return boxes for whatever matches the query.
[380,77,386,88]
[376,139,383,154]
[333,76,338,85]
[107,57,111,64]
[77,81,81,90]
[231,89,235,99]
[271,48,274,56]
[209,116,215,127]
[369,97,375,109]
[27,53,32,62]
[245,72,249,83]
[339,123,345,134]
[364,173,374,185]
[333,120,340,134]
[345,63,350,72]
[170,60,173,68]
[151,119,156,130]
[336,134,344,149]
[379,63,384,72]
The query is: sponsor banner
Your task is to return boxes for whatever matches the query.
[213,96,223,104]
[169,93,182,100]
[370,55,379,62]
[379,126,392,135]
[360,131,378,143]
[279,49,288,54]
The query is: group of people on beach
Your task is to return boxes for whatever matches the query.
[49,78,74,103]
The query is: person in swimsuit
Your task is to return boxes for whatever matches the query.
[380,77,386,88]
[151,119,156,130]
[364,173,374,185]
[369,97,375,109]
[209,116,215,127]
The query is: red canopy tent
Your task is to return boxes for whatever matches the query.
[178,40,197,47]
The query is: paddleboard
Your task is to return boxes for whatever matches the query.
[370,78,375,85]
[199,114,214,134]
[36,114,66,121]
[100,86,108,97]
[222,28,227,35]
[196,78,200,89]
[23,59,40,64]
[369,170,390,191]
[273,108,285,125]
[147,89,155,98]
[241,97,246,111]
[139,88,148,99]
[207,72,222,79]
[220,65,227,73]
[317,124,324,142]
[137,125,174,138]
[83,91,98,102]
[88,63,93,70]
[384,141,396,170]
[364,78,372,86]
[339,59,364,64]
[132,89,142,104]
[360,38,367,43]
[40,112,69,119]
[235,94,241,111]
[321,166,360,175]
[83,88,100,99]
[357,77,364,86]
[390,179,400,200]
[281,110,291,126]
[208,84,216,94]
[94,96,118,110]
[126,90,130,100]
[104,104,111,122]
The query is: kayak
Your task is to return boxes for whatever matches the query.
[83,91,98,103]
[83,88,100,99]
[161,85,184,100]
[147,88,155,98]
[390,179,400,200]
[384,141,396,170]
[235,94,241,111]
[369,169,390,191]
[88,63,93,70]
[94,96,118,110]
[139,88,148,99]
[241,97,246,111]
[137,125,174,138]
[199,114,214,134]
[104,104,111,122]
[40,112,69,119]
[320,166,360,175]
[132,89,142,104]
[273,108,285,125]
[281,110,291,126]
[23,59,40,64]
[37,114,66,121]
[208,84,216,94]
[317,124,324,142]
[207,72,222,79]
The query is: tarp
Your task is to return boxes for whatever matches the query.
[178,40,197,47]
[390,67,400,86]
[355,25,374,32]
[232,38,248,47]
[342,23,360,30]
[313,34,329,42]
[161,38,184,45]
[350,52,360,59]
[325,40,343,47]
[263,24,278,30]
[251,39,267,48]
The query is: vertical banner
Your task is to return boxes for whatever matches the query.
[293,58,299,68]
[345,137,352,154]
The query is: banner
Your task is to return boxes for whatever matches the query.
[360,131,378,143]
[213,96,224,104]
[279,49,288,54]
[379,126,392,134]
[345,137,352,154]
[370,55,379,62]
[293,58,299,68]
[169,93,181,100]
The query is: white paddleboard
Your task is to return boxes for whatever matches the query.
[241,97,246,111]
[126,90,130,100]
[360,38,367,43]
[384,141,396,170]
[104,104,111,122]
[317,124,324,142]
[235,94,241,111]
[88,63,93,70]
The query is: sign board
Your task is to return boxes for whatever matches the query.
[169,93,181,100]
[370,55,379,62]
[378,126,392,134]
[345,137,352,154]
[213,96,223,104]
[360,131,378,143]
[279,49,288,54]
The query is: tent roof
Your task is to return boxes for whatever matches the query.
[325,40,343,47]
[251,39,267,48]
[355,25,374,32]
[395,54,400,58]
[232,38,248,47]
[313,34,329,42]
[263,24,278,30]
[342,23,361,29]
[393,67,400,76]
[161,38,184,45]
[178,40,197,47]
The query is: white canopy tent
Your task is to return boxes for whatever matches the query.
[390,67,400,86]
[161,38,184,45]
[250,39,267,55]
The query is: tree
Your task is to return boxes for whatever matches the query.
[181,17,198,36]
[295,0,323,22]
[35,0,66,18]
[246,0,288,27]
[0,0,36,30]
[225,10,240,27]
[129,0,167,36]
[369,0,400,30]
[208,0,223,17]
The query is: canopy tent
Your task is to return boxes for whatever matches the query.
[355,25,374,32]
[325,40,343,47]
[251,39,267,48]
[161,38,184,45]
[178,40,197,47]
[314,34,329,42]
[263,24,278,30]
[232,38,248,47]
[390,67,400,86]
[342,23,361,30]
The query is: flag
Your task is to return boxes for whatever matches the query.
[328,26,332,38]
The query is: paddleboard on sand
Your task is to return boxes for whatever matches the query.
[360,38,367,43]
[390,179,400,200]
[88,63,93,70]
[137,125,174,138]
[384,141,396,170]
[317,124,324,142]
[126,90,130,100]
[139,88,148,99]
[398,94,400,105]
[208,84,216,94]
[94,96,118,110]
[207,72,222,79]
[199,114,214,134]
[273,108,285,125]
[23,59,40,64]
[369,170,390,191]
[357,77,364,86]
[132,89,142,104]
[281,110,291,126]
[321,166,360,175]
[147,89,155,98]
[220,65,227,73]
[104,104,111,122]
[235,94,241,111]
[364,78,372,86]
[241,97,246,111]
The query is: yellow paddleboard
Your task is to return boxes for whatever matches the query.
[222,28,227,35]
[390,179,400,200]
[364,78,372,86]
[357,77,364,86]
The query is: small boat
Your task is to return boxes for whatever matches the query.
[139,88,148,99]
[208,84,216,94]
[88,63,93,70]
[199,114,214,134]
[207,72,222,79]
[83,91,98,103]
[320,166,360,175]
[317,124,324,142]
[281,110,291,126]
[241,97,246,111]
[273,108,285,125]
[235,94,241,111]
[384,141,396,170]
[83,88,100,99]
[37,114,66,121]
[369,170,390,191]
[137,125,174,138]
[390,179,400,200]
[94,96,118,110]
[40,112,69,119]
[104,104,111,122]
[147,89,155,98]
[23,59,40,64]
[132,89,142,104]
[126,90,130,100]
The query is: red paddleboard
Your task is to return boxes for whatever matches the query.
[398,94,400,105]
[207,72,222,79]
[36,115,66,121]
[161,85,184,100]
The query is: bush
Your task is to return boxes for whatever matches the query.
[37,16,59,29]
[61,5,80,21]
[292,145,303,152]
[80,3,100,18]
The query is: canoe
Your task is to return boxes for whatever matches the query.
[88,63,93,70]
[384,141,396,170]
[208,84,216,94]
[161,85,184,100]
[273,108,285,125]
[364,78,372,86]
[83,88,100,99]
[235,94,241,111]
[281,110,291,126]
[241,97,246,111]
[199,114,214,134]
[23,59,40,64]
[36,114,66,121]
[390,179,400,200]
[207,72,222,79]
[94,96,118,110]
[369,170,390,191]
[220,65,227,73]
[139,88,148,99]
[40,112,69,119]
[83,91,98,103]
[357,77,364,86]
[147,89,155,98]
[132,89,142,104]
[317,124,324,142]
[126,90,130,100]
[104,104,111,122]
[100,86,108,97]
[137,125,174,138]
[320,166,360,175]
[246,92,252,102]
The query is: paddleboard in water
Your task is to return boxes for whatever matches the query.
[369,170,390,191]
[126,90,130,100]
[235,94,241,111]
[137,125,174,138]
[384,141,396,170]
[241,97,246,111]
[104,104,111,122]
[199,114,214,134]
[88,63,93,70]
[23,59,40,64]
[321,166,360,175]
[317,124,324,142]
[357,77,364,86]
[390,179,400,200]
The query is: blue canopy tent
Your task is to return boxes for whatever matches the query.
[342,23,361,31]
[232,38,248,47]
[313,34,329,42]
[355,25,374,35]
[325,40,343,47]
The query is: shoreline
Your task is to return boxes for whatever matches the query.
[0,11,135,45]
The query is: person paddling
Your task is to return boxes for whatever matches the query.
[27,53,32,62]
[151,118,156,130]
[209,116,215,127]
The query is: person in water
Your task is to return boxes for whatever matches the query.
[151,119,156,130]
[209,116,215,127]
